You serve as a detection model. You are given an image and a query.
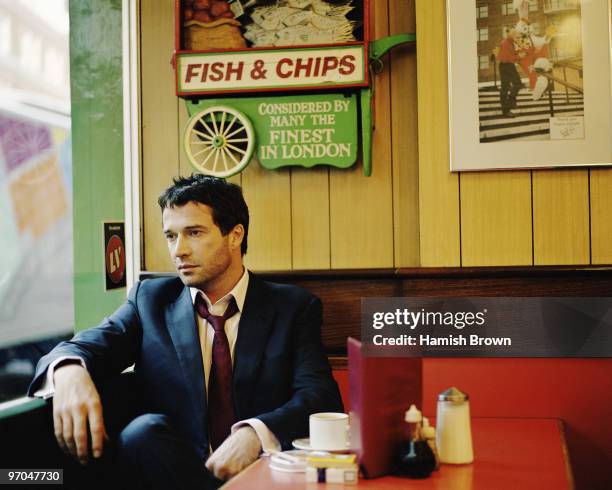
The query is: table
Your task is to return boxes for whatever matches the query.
[222,418,573,489]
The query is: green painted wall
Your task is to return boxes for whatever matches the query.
[70,0,125,331]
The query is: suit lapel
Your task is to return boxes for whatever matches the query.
[165,286,207,429]
[233,274,275,418]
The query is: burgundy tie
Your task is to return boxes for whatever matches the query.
[195,293,239,450]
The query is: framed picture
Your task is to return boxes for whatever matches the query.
[447,0,612,171]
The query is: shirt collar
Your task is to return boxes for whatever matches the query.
[189,267,249,313]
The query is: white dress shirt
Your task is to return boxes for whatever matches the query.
[190,268,279,453]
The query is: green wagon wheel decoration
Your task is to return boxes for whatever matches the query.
[184,106,255,178]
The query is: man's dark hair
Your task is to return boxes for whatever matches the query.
[158,173,249,255]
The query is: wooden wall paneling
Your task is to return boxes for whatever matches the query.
[177,101,193,177]
[590,169,612,264]
[533,170,590,265]
[314,278,401,351]
[461,171,533,266]
[258,269,612,352]
[291,168,331,270]
[416,0,461,267]
[241,160,292,271]
[141,0,180,272]
[390,0,420,267]
[270,277,403,352]
[402,273,612,298]
[329,0,394,269]
[227,173,242,187]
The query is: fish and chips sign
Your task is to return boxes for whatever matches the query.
[190,93,358,170]
[257,94,357,169]
[176,45,367,95]
[174,0,369,172]
[177,45,365,169]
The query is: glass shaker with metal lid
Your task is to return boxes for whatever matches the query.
[435,387,474,464]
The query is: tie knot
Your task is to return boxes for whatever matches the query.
[195,293,238,332]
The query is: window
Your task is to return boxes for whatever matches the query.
[480,55,490,70]
[0,0,72,404]
[501,1,514,15]
[0,15,10,56]
[20,31,42,69]
[44,48,64,85]
[529,0,538,11]
[477,27,489,42]
[476,5,489,18]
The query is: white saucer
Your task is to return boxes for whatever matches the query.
[269,463,305,473]
[292,438,352,453]
[269,450,308,473]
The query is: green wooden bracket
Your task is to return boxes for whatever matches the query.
[361,33,416,176]
[369,33,416,61]
[360,88,372,177]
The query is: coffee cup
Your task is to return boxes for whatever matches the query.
[309,412,350,450]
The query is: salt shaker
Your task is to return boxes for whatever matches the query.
[435,387,473,464]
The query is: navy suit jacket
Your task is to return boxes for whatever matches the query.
[28,273,343,456]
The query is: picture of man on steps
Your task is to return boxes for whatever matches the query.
[495,28,525,119]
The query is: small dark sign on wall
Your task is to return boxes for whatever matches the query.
[104,222,126,290]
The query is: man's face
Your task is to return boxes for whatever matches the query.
[162,201,236,289]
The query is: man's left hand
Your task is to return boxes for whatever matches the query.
[205,426,262,480]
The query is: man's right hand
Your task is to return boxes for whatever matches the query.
[52,364,108,465]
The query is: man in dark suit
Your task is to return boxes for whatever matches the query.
[28,174,343,489]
